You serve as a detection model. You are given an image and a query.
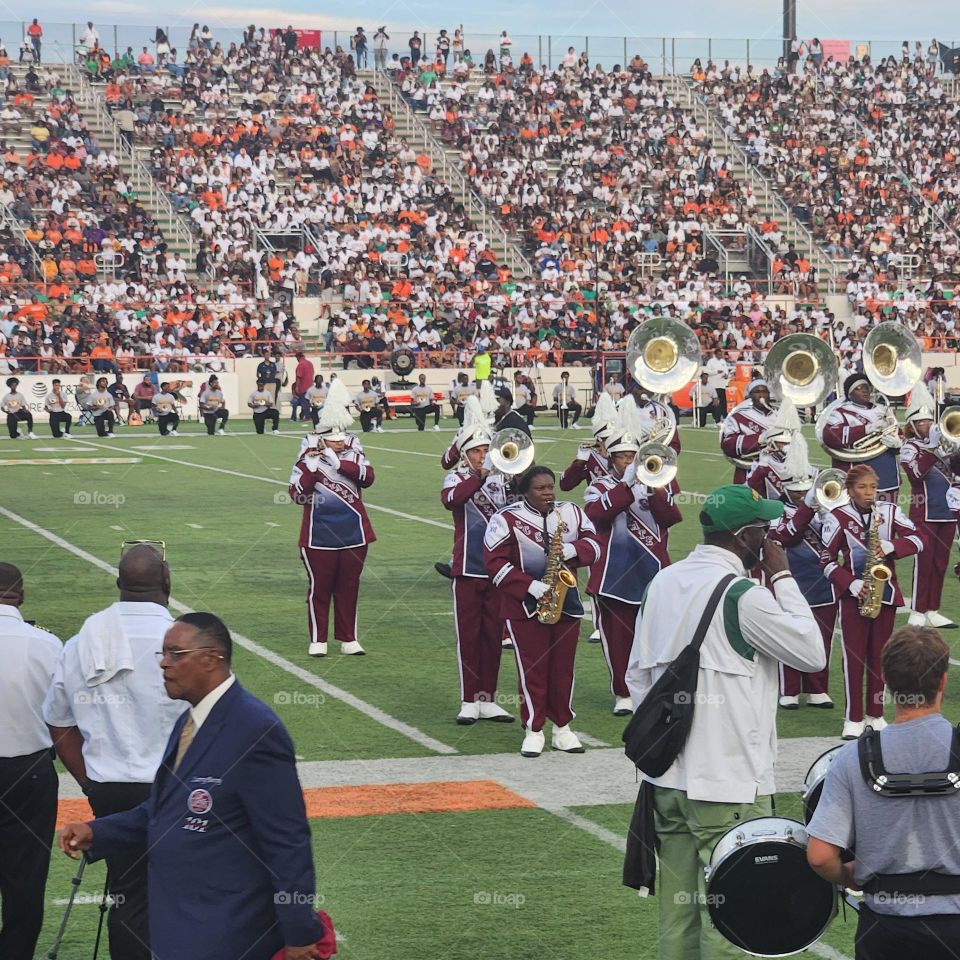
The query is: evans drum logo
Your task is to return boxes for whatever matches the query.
[754,854,780,865]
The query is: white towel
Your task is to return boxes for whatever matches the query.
[76,604,134,687]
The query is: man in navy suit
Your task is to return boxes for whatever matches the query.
[59,613,325,960]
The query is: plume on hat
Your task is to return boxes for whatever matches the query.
[592,391,618,436]
[462,394,485,429]
[906,381,936,423]
[782,431,814,489]
[478,380,497,421]
[318,378,354,434]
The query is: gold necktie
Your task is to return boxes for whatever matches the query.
[173,715,196,772]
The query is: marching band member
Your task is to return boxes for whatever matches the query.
[44,379,72,438]
[151,382,180,437]
[619,384,681,454]
[822,374,902,500]
[441,424,514,725]
[553,371,582,429]
[248,378,280,435]
[769,435,836,709]
[410,373,441,432]
[199,375,229,436]
[821,464,923,738]
[584,430,681,715]
[603,373,625,402]
[721,379,777,484]
[511,372,536,428]
[559,391,615,491]
[440,387,495,470]
[900,383,957,629]
[2,377,36,439]
[493,388,531,436]
[745,398,802,501]
[449,373,475,425]
[288,380,375,657]
[483,465,601,757]
[306,375,327,428]
[355,379,384,433]
[86,377,116,437]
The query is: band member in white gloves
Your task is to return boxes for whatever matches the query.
[151,383,179,437]
[248,378,280,435]
[2,377,36,439]
[44,379,72,438]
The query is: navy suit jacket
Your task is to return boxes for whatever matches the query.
[90,681,322,960]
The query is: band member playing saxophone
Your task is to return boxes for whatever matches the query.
[44,379,72,438]
[441,425,514,725]
[584,430,681,715]
[151,383,180,437]
[2,377,36,439]
[484,466,600,757]
[821,464,923,738]
[900,383,958,629]
[199,375,229,436]
[248,378,280,435]
[721,379,777,484]
[288,386,375,657]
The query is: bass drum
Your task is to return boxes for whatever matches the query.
[706,817,836,956]
[801,745,844,825]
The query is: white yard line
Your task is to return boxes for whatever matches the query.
[0,505,456,755]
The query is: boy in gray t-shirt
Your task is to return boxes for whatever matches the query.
[807,626,960,959]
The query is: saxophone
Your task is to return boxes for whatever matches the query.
[858,507,892,620]
[536,504,578,625]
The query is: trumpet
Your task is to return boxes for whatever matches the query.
[813,468,850,510]
[634,442,677,489]
[489,427,534,476]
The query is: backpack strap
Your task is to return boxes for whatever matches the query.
[858,721,960,797]
[691,574,737,655]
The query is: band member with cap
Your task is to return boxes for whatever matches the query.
[248,378,280,435]
[619,383,681,455]
[822,373,902,501]
[559,391,616,491]
[900,382,957,629]
[44,379,72,438]
[449,372,475,425]
[151,382,180,437]
[585,429,681,715]
[769,434,836,709]
[745,398,803,500]
[1,377,35,439]
[86,376,117,437]
[626,486,824,959]
[441,424,514,725]
[441,385,498,470]
[410,373,441,432]
[721,378,777,484]
[553,371,582,429]
[199,376,228,435]
[492,388,531,437]
[289,380,375,657]
[306,375,327,427]
[355,379,384,433]
[483,465,601,757]
[821,464,923,739]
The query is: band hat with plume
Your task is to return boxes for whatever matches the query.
[605,429,640,455]
[316,379,353,440]
[762,396,802,445]
[461,394,485,430]
[906,381,936,424]
[782,431,817,491]
[460,424,492,454]
[592,390,618,438]
[478,380,498,422]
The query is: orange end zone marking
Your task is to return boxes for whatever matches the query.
[56,779,532,829]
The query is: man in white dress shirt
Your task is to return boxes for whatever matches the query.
[0,563,62,960]
[44,544,181,960]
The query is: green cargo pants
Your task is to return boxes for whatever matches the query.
[654,786,773,960]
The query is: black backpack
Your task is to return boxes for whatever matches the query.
[623,574,735,777]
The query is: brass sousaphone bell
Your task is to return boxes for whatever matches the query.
[764,333,837,408]
[625,317,701,396]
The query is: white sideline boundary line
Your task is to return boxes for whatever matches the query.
[0,505,456,755]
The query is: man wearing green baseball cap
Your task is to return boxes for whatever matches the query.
[625,485,825,958]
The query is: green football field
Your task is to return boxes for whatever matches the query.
[5,415,958,959]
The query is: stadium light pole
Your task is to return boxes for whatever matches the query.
[783,0,797,60]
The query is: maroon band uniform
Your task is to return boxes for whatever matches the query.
[584,477,680,700]
[289,449,376,647]
[721,403,776,484]
[559,448,609,491]
[483,501,600,732]
[746,454,787,501]
[441,465,509,704]
[821,500,922,723]
[821,401,901,498]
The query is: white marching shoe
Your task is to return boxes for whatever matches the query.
[272,429,280,435]
[169,429,178,437]
[865,716,887,732]
[63,432,73,439]
[520,728,545,757]
[217,428,225,435]
[779,695,800,710]
[841,720,864,740]
[340,640,366,656]
[478,701,514,722]
[907,611,928,626]
[926,610,957,629]
[806,693,834,708]
[432,424,441,431]
[308,641,327,657]
[613,696,633,716]
[28,431,37,439]
[551,724,585,753]
[588,628,601,643]
[456,701,480,725]
[501,636,514,649]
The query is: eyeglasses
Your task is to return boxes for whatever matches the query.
[122,539,166,561]
[155,646,223,662]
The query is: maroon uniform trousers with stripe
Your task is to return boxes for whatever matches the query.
[596,597,639,698]
[838,598,896,722]
[780,604,836,697]
[912,521,954,613]
[505,616,580,731]
[453,577,503,702]
[300,546,366,645]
